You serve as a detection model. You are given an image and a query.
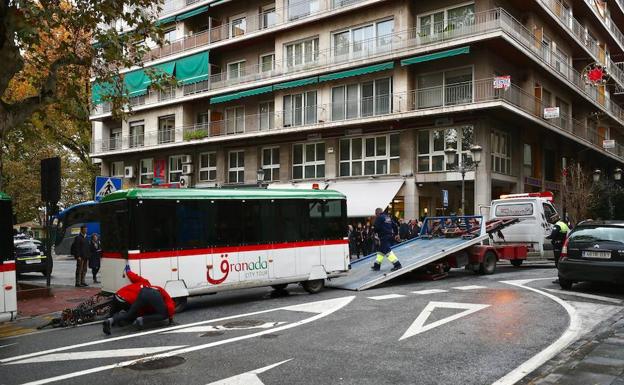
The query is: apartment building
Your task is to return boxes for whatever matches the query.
[90,0,624,220]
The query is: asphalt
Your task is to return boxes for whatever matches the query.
[1,264,623,385]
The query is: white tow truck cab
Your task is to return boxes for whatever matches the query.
[488,192,559,259]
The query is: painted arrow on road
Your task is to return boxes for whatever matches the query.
[206,359,292,385]
[164,322,286,334]
[399,301,490,341]
[7,346,187,365]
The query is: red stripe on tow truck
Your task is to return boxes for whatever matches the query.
[102,239,348,260]
[0,262,16,272]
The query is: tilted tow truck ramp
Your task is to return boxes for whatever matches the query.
[328,217,489,291]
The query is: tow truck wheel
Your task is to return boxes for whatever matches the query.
[174,297,188,313]
[479,251,497,275]
[510,259,523,267]
[301,279,324,294]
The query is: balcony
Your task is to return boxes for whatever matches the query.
[90,78,624,160]
[583,0,624,53]
[142,0,378,64]
[537,0,624,90]
[91,7,624,130]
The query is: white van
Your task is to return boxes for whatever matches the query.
[488,192,559,260]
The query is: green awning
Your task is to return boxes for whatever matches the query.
[210,85,273,104]
[209,0,232,6]
[124,69,150,97]
[401,46,470,66]
[156,15,176,26]
[176,6,209,21]
[175,51,210,85]
[153,61,176,77]
[318,62,394,82]
[273,77,318,90]
[91,81,115,104]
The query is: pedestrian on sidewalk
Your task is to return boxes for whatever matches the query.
[371,208,402,272]
[103,266,175,335]
[89,233,102,284]
[71,226,89,287]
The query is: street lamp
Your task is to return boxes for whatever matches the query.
[593,169,602,183]
[256,168,265,187]
[444,145,482,215]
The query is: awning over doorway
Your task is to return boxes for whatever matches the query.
[327,179,404,217]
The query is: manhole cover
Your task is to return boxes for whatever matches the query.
[201,331,225,337]
[129,356,185,371]
[222,319,265,329]
[261,334,279,339]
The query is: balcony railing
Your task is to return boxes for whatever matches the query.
[538,0,624,89]
[142,0,374,64]
[92,7,624,129]
[584,0,624,52]
[91,78,624,159]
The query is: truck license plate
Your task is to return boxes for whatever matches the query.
[582,251,611,259]
[25,259,41,264]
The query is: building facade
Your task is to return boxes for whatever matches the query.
[90,0,624,221]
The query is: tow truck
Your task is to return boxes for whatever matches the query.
[329,215,528,291]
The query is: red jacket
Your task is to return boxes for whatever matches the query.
[116,271,175,319]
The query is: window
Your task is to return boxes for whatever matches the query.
[543,203,556,221]
[418,3,475,38]
[262,147,280,181]
[228,150,245,183]
[261,5,276,29]
[110,127,122,150]
[556,97,570,130]
[158,115,175,144]
[129,121,144,148]
[111,161,124,177]
[417,126,474,172]
[225,106,245,134]
[259,101,274,130]
[260,53,275,73]
[288,0,319,20]
[495,203,534,217]
[227,60,245,80]
[230,16,246,37]
[169,155,184,182]
[332,78,392,120]
[140,158,153,185]
[158,85,175,101]
[544,150,556,181]
[293,142,325,179]
[199,152,217,182]
[332,19,394,61]
[284,91,317,126]
[197,112,209,129]
[417,67,472,108]
[284,38,319,69]
[340,134,399,176]
[163,27,177,43]
[523,144,532,177]
[491,130,511,175]
[555,47,569,76]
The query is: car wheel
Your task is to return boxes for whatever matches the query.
[301,279,324,294]
[478,251,497,275]
[510,259,523,267]
[559,277,573,290]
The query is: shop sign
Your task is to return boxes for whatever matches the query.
[442,190,449,207]
[544,181,561,191]
[524,176,543,187]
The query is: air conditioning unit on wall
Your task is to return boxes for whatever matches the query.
[124,166,134,179]
[179,175,191,188]
[181,155,192,164]
[182,164,193,175]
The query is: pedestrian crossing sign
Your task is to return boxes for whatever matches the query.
[95,177,122,201]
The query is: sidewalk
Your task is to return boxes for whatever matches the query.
[527,310,624,385]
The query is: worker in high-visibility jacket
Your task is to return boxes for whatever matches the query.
[547,215,570,268]
[371,208,403,272]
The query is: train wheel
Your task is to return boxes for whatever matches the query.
[478,251,497,275]
[301,279,324,294]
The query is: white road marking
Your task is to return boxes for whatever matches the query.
[164,322,286,333]
[206,359,292,385]
[17,296,355,385]
[399,301,490,341]
[411,289,448,295]
[493,279,623,385]
[0,296,352,365]
[7,346,186,365]
[545,289,623,304]
[367,294,406,300]
[0,343,17,349]
[452,285,487,291]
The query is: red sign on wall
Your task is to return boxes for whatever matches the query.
[154,159,166,184]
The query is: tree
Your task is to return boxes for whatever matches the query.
[562,162,593,224]
[0,0,166,191]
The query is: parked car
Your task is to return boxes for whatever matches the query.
[14,239,48,276]
[557,221,624,289]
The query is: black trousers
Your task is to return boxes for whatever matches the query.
[112,287,168,326]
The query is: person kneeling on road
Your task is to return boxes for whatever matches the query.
[103,266,175,335]
[371,208,402,272]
